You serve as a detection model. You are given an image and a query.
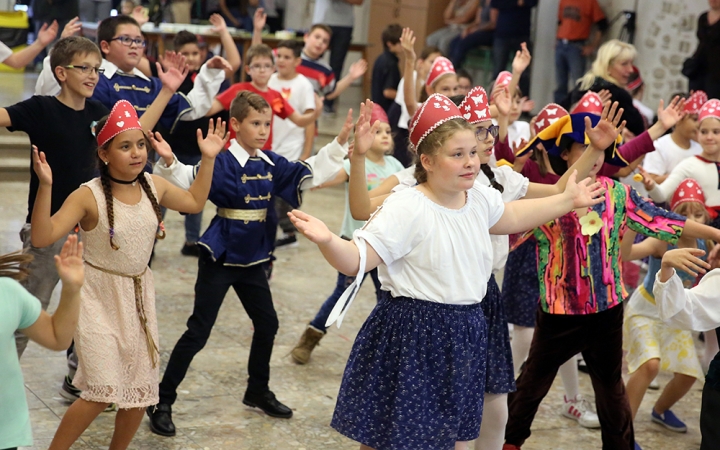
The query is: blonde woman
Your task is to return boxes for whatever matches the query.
[565,39,645,136]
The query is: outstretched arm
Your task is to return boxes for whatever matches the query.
[138,52,188,131]
[325,59,368,101]
[400,28,419,118]
[2,20,58,69]
[210,13,242,78]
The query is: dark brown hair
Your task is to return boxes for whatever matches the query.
[0,252,33,281]
[309,24,332,38]
[277,40,303,58]
[97,15,141,57]
[229,90,270,123]
[95,115,165,250]
[382,24,403,49]
[173,30,198,49]
[50,36,102,82]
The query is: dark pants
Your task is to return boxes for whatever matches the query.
[310,268,381,331]
[701,383,720,450]
[324,25,354,110]
[554,40,586,104]
[493,36,531,96]
[449,30,494,68]
[506,304,634,450]
[159,254,279,404]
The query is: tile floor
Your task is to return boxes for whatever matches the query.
[0,72,707,449]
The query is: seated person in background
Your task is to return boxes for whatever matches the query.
[448,0,497,68]
[426,0,480,55]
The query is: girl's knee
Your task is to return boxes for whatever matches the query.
[638,358,660,378]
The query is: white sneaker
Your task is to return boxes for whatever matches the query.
[561,395,601,429]
[648,376,660,390]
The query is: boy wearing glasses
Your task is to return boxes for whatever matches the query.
[206,43,322,150]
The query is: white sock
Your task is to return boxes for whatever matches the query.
[703,329,719,373]
[511,326,534,377]
[559,355,580,401]
[475,393,508,450]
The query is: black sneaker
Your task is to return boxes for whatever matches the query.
[181,242,200,257]
[243,390,293,418]
[147,403,176,436]
[275,232,298,248]
[59,375,81,402]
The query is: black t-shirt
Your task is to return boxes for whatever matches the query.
[371,50,401,114]
[6,96,109,222]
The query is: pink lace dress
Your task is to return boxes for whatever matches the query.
[74,173,160,408]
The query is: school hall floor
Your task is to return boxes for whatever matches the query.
[0,72,705,449]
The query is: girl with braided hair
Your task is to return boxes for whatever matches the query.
[29,99,228,450]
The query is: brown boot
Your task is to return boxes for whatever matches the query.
[290,325,325,364]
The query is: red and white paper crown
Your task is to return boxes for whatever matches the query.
[684,91,708,114]
[699,99,720,124]
[571,91,604,115]
[97,100,143,147]
[626,66,643,91]
[409,94,463,150]
[533,103,569,135]
[370,102,389,125]
[458,86,491,124]
[426,56,455,88]
[494,70,513,89]
[670,178,706,211]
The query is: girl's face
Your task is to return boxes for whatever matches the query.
[562,141,605,177]
[418,52,442,76]
[474,120,495,164]
[510,94,523,123]
[100,129,148,178]
[428,74,459,97]
[676,203,709,225]
[608,58,634,87]
[422,129,478,191]
[371,122,393,154]
[676,114,699,141]
[699,118,720,156]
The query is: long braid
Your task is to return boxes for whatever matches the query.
[137,174,166,240]
[480,163,504,193]
[99,165,120,250]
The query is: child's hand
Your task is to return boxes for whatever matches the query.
[494,87,512,116]
[597,89,612,104]
[349,59,368,80]
[521,97,535,112]
[400,27,416,61]
[354,100,380,157]
[197,118,229,158]
[584,100,625,151]
[512,151,531,173]
[564,170,606,208]
[54,235,84,293]
[205,55,233,72]
[511,138,528,155]
[637,166,655,191]
[156,58,188,93]
[313,93,324,118]
[32,146,53,186]
[158,51,187,73]
[657,96,685,131]
[661,248,710,277]
[209,13,228,33]
[149,132,175,166]
[61,17,81,39]
[511,42,531,75]
[709,243,720,269]
[132,5,149,26]
[253,8,267,32]
[37,20,59,47]
[337,108,355,146]
[288,209,333,244]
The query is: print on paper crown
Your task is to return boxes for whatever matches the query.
[458,86,491,124]
[426,57,455,88]
[670,178,706,211]
[494,71,512,89]
[699,98,720,123]
[533,103,569,135]
[570,91,603,115]
[97,100,143,147]
[684,91,708,114]
[409,93,463,150]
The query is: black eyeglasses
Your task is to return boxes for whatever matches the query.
[64,65,105,75]
[476,124,499,141]
[110,36,147,47]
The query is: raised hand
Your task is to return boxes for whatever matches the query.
[54,235,84,292]
[521,97,535,112]
[584,101,625,151]
[253,8,267,32]
[565,170,606,208]
[205,55,233,72]
[400,27,416,61]
[337,108,355,146]
[209,13,228,33]
[354,100,381,156]
[37,20,59,47]
[288,209,333,244]
[597,89,612,104]
[149,131,174,164]
[132,5,149,26]
[32,146,53,186]
[349,59,368,79]
[159,50,187,72]
[657,96,685,130]
[661,248,711,277]
[61,17,82,39]
[156,58,188,93]
[511,42,531,74]
[494,87,512,116]
[197,118,229,158]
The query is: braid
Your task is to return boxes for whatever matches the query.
[480,164,504,193]
[99,167,120,250]
[137,174,166,240]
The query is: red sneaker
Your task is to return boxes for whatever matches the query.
[502,445,522,450]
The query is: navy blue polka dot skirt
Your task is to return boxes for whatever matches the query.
[331,291,488,449]
[482,275,516,394]
[502,238,540,328]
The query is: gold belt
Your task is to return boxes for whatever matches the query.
[84,260,159,368]
[218,207,267,224]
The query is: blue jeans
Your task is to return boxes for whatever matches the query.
[493,36,530,95]
[310,268,381,331]
[449,30,494,68]
[554,40,586,104]
[175,153,203,243]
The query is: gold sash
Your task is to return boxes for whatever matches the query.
[218,207,267,224]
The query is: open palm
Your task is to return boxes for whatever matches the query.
[54,235,85,291]
[32,146,53,186]
[197,118,229,158]
[584,101,625,150]
[288,209,333,244]
[657,96,684,130]
[565,171,606,208]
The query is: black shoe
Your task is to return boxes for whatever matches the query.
[181,242,200,257]
[146,403,176,436]
[275,232,298,248]
[243,390,293,418]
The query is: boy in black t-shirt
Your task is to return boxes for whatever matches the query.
[0,35,186,398]
[371,24,403,114]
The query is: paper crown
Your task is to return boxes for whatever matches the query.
[698,98,720,123]
[684,90,708,114]
[533,103,569,135]
[409,94,463,149]
[370,103,389,125]
[571,91,604,115]
[97,100,143,147]
[494,70,512,89]
[626,66,643,91]
[426,56,455,88]
[516,112,626,166]
[458,86,491,124]
[670,178,707,211]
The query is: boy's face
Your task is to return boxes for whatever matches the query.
[102,24,144,71]
[231,108,273,150]
[56,52,102,98]
[303,29,330,59]
[178,42,202,72]
[677,114,699,141]
[246,55,274,86]
[275,47,300,77]
[386,41,403,55]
